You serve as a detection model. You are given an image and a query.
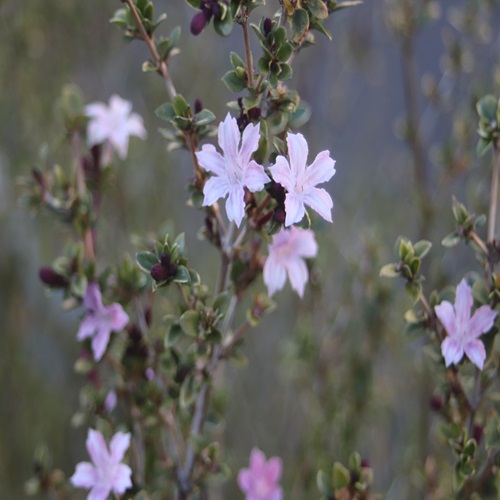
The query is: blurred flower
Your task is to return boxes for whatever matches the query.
[196,113,270,227]
[263,226,317,297]
[104,390,117,414]
[77,283,129,362]
[435,279,497,370]
[237,448,283,500]
[269,132,336,227]
[85,95,146,164]
[70,429,132,500]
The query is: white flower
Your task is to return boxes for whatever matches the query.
[263,226,318,297]
[85,94,146,163]
[196,113,270,227]
[269,132,336,227]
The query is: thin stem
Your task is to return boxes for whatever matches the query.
[470,230,489,256]
[221,320,250,358]
[159,407,184,464]
[123,0,177,99]
[241,10,255,90]
[488,141,500,242]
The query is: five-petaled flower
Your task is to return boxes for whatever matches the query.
[237,448,283,500]
[196,113,270,227]
[77,283,129,362]
[269,132,336,227]
[85,94,147,164]
[71,428,132,500]
[263,226,318,297]
[435,278,497,370]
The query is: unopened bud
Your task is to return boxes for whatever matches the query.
[273,206,286,224]
[263,17,273,37]
[39,267,68,288]
[248,107,261,122]
[191,11,208,36]
[151,263,171,282]
[194,98,203,114]
[429,395,444,412]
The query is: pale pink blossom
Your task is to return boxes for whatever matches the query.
[238,448,283,500]
[196,113,270,227]
[269,132,336,227]
[77,283,129,362]
[71,429,132,500]
[104,390,117,414]
[85,94,146,164]
[435,279,497,370]
[263,226,318,297]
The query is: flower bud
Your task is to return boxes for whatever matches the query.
[194,98,203,114]
[263,17,273,37]
[191,11,208,36]
[151,263,171,282]
[273,206,286,225]
[429,395,443,412]
[248,107,261,122]
[39,267,68,288]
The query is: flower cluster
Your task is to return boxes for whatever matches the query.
[196,114,335,297]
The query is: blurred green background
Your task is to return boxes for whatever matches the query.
[1,0,500,498]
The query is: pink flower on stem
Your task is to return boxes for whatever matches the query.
[77,283,129,362]
[435,278,497,370]
[269,132,336,227]
[85,94,146,164]
[71,429,132,500]
[196,113,270,227]
[263,226,318,297]
[237,448,283,500]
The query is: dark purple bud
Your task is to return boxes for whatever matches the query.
[39,267,68,288]
[263,17,273,37]
[32,167,46,191]
[269,182,286,204]
[429,395,443,412]
[194,98,203,114]
[144,306,152,327]
[151,263,171,282]
[237,97,244,109]
[472,424,484,444]
[160,253,171,267]
[273,206,286,225]
[248,107,261,121]
[360,458,371,468]
[211,3,221,19]
[191,11,208,36]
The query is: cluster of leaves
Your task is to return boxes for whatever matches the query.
[476,95,500,156]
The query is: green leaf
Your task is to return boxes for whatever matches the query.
[257,57,270,75]
[230,51,245,69]
[477,95,498,123]
[174,265,191,283]
[195,109,216,127]
[173,94,190,117]
[405,281,422,304]
[179,310,200,337]
[472,279,489,304]
[331,0,363,11]
[316,470,333,496]
[165,323,183,347]
[180,375,196,408]
[379,263,399,278]
[184,0,202,7]
[413,240,432,258]
[214,13,233,37]
[308,0,329,19]
[213,291,232,314]
[174,233,185,256]
[136,251,158,272]
[278,63,292,81]
[110,8,128,28]
[277,42,293,62]
[222,71,246,92]
[142,60,158,72]
[442,231,461,248]
[155,103,176,122]
[477,137,492,156]
[332,462,350,489]
[290,9,309,42]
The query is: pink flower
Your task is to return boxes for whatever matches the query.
[71,429,132,500]
[263,226,318,297]
[77,283,129,362]
[104,390,117,414]
[196,113,270,227]
[269,132,336,227]
[238,448,283,500]
[435,279,497,370]
[85,94,146,164]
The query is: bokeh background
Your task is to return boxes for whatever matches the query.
[1,0,500,498]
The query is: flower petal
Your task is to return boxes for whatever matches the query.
[284,192,305,227]
[88,485,112,500]
[112,464,133,494]
[435,301,456,337]
[464,339,486,370]
[468,305,497,339]
[244,161,271,192]
[110,133,130,160]
[302,187,333,222]
[263,256,287,297]
[106,304,129,332]
[218,113,239,163]
[225,185,246,227]
[86,429,110,470]
[441,337,464,367]
[269,156,294,192]
[77,315,99,341]
[70,462,97,488]
[91,326,112,361]
[249,448,266,474]
[301,150,336,189]
[109,432,131,463]
[237,468,252,493]
[196,145,226,176]
[265,456,283,483]
[239,122,261,166]
[126,113,147,139]
[455,279,473,325]
[84,283,104,313]
[291,227,318,258]
[286,133,308,179]
[203,176,231,207]
[285,257,309,297]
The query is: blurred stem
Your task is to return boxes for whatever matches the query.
[241,9,255,89]
[488,140,500,242]
[400,31,432,238]
[123,0,177,99]
[470,230,488,256]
